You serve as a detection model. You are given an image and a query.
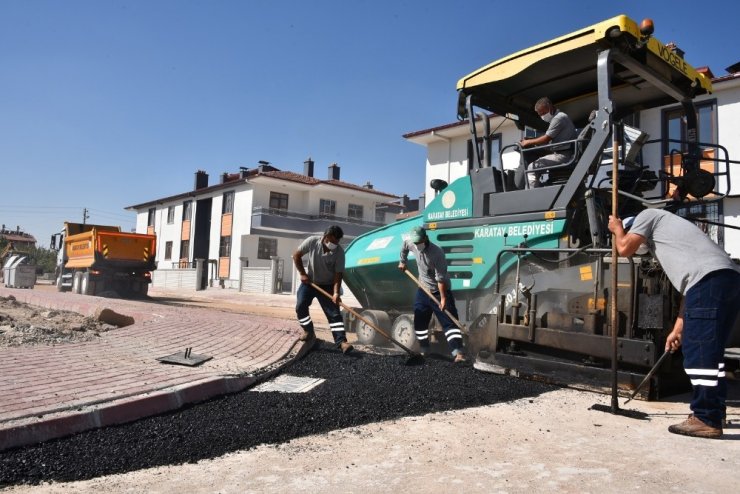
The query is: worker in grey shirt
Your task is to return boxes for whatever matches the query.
[514,96,578,189]
[609,208,740,439]
[398,226,465,362]
[293,225,352,354]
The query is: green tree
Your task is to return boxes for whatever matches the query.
[26,246,58,275]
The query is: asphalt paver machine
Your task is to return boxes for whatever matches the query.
[343,15,737,399]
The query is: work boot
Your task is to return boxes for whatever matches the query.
[668,414,722,439]
[340,341,354,354]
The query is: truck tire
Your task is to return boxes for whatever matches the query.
[72,272,82,294]
[56,275,65,292]
[391,314,420,352]
[80,273,92,296]
[356,310,390,346]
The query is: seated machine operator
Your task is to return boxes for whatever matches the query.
[514,97,578,189]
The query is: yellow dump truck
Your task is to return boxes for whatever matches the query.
[52,222,156,297]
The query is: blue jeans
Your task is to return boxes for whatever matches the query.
[682,269,740,428]
[296,282,347,345]
[413,288,464,355]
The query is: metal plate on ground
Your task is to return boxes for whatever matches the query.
[251,374,325,393]
[157,351,213,367]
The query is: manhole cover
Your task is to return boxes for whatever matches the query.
[157,348,212,367]
[251,374,325,393]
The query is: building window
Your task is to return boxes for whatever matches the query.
[258,237,277,260]
[662,101,717,155]
[219,235,231,257]
[269,191,289,214]
[467,133,502,171]
[182,200,192,221]
[167,206,175,224]
[164,241,173,260]
[661,100,718,198]
[348,204,363,222]
[180,239,189,259]
[375,208,385,223]
[319,199,336,218]
[147,208,156,227]
[222,191,235,214]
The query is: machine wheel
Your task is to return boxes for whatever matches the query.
[72,272,82,294]
[391,314,420,352]
[356,310,390,346]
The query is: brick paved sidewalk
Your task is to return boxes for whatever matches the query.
[0,286,307,452]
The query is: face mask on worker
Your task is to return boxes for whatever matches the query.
[324,241,338,251]
[541,111,554,123]
[415,242,426,252]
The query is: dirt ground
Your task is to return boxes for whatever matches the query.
[3,387,738,494]
[0,294,117,348]
[2,286,738,493]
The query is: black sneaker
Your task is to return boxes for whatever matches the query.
[340,341,354,354]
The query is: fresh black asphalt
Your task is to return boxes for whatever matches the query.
[0,343,556,486]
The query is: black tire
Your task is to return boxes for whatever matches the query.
[356,310,390,346]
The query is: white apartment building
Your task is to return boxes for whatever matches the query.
[404,67,740,257]
[127,160,408,291]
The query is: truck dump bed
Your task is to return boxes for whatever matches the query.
[65,229,156,270]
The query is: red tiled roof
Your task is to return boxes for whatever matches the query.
[252,170,398,198]
[0,233,36,244]
[127,167,398,209]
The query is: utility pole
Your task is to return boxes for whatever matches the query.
[82,208,89,225]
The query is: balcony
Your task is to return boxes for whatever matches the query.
[251,207,385,237]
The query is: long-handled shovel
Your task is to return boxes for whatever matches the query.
[310,282,425,365]
[403,270,466,331]
[624,350,672,404]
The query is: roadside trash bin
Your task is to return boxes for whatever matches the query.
[3,255,37,289]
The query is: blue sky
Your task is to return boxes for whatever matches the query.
[2,0,738,247]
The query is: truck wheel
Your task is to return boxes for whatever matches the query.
[56,275,65,292]
[72,272,82,294]
[80,273,93,296]
[391,314,420,352]
[356,310,390,346]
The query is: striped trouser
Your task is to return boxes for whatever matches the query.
[413,287,463,354]
[296,282,347,344]
[682,269,740,428]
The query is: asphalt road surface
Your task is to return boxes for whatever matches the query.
[0,342,555,487]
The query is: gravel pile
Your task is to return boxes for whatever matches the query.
[0,343,556,486]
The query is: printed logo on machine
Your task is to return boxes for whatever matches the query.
[366,236,393,251]
[427,190,470,221]
[442,190,455,209]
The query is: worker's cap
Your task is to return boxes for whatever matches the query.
[622,216,636,231]
[409,226,427,243]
